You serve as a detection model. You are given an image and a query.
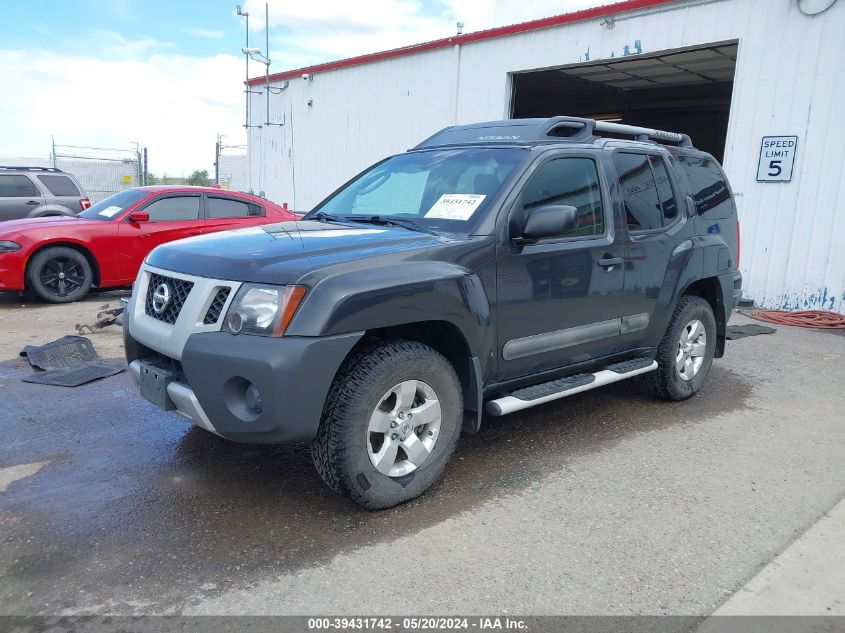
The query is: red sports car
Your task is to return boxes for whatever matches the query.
[0,186,298,303]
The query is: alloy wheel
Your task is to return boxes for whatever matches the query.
[676,318,706,381]
[39,256,86,298]
[366,380,442,477]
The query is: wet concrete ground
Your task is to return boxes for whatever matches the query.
[0,314,843,615]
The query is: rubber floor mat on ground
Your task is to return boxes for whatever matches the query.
[19,335,125,387]
[20,335,99,371]
[726,324,777,340]
[22,362,125,387]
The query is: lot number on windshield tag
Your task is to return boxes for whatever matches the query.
[757,136,798,182]
[425,194,486,220]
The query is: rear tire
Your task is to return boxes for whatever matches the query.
[644,295,717,401]
[27,246,93,304]
[311,339,463,509]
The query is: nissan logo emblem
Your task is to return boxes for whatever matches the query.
[152,283,171,314]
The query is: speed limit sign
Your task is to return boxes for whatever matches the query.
[757,136,798,183]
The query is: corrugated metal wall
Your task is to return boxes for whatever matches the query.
[250,0,845,313]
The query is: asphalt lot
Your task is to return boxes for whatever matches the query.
[0,313,843,616]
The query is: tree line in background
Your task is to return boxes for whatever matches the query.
[145,170,211,186]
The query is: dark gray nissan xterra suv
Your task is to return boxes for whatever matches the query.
[125,116,742,508]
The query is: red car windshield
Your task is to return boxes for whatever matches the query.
[78,189,149,221]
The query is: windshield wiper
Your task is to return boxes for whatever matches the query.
[344,215,436,235]
[309,211,348,224]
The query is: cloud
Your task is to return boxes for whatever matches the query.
[0,1,621,175]
[184,27,226,39]
[88,30,175,57]
[0,48,245,175]
[243,0,624,70]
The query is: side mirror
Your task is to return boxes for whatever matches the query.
[517,205,578,243]
[127,211,150,223]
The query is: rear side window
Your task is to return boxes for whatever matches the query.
[37,175,81,197]
[207,196,263,219]
[649,156,678,222]
[143,196,200,222]
[0,175,38,197]
[676,154,734,219]
[612,153,662,231]
[521,157,605,238]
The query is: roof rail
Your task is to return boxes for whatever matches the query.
[413,116,694,149]
[593,121,693,147]
[0,166,63,172]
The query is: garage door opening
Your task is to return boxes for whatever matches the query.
[510,42,737,161]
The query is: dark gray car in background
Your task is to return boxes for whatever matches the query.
[0,166,91,220]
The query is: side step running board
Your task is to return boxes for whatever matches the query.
[485,359,658,416]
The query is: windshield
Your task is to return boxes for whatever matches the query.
[78,189,148,221]
[311,148,525,226]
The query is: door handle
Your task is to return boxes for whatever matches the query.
[26,200,39,206]
[597,256,623,269]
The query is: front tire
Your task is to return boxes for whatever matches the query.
[311,340,463,509]
[645,295,717,401]
[27,246,93,303]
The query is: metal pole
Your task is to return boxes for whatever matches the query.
[245,11,251,192]
[143,147,148,186]
[214,137,220,185]
[51,135,56,168]
[265,2,270,126]
[244,12,249,131]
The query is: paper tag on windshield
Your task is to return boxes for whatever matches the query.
[425,194,486,220]
[99,205,122,218]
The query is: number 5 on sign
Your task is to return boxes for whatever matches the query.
[757,135,798,183]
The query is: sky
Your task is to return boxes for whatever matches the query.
[0,0,623,175]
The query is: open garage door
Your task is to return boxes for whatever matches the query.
[510,42,737,161]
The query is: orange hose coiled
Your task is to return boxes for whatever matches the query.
[750,309,845,329]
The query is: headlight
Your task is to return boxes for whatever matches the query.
[0,241,21,253]
[224,284,307,337]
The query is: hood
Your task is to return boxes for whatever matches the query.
[0,215,96,235]
[145,220,450,285]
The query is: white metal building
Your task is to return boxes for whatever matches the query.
[247,0,845,313]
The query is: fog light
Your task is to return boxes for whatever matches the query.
[245,383,262,414]
[226,310,244,334]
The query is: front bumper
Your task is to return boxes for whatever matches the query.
[0,252,27,291]
[127,329,363,444]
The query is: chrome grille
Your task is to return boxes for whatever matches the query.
[203,288,231,325]
[145,273,194,325]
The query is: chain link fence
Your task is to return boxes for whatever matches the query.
[52,143,144,203]
[0,148,142,203]
[215,140,248,192]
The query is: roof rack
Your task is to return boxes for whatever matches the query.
[0,166,63,172]
[414,116,693,149]
[537,117,693,147]
[592,120,692,147]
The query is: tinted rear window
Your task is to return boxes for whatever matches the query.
[676,154,735,219]
[37,174,81,197]
[612,153,663,231]
[0,175,38,197]
[207,196,262,219]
